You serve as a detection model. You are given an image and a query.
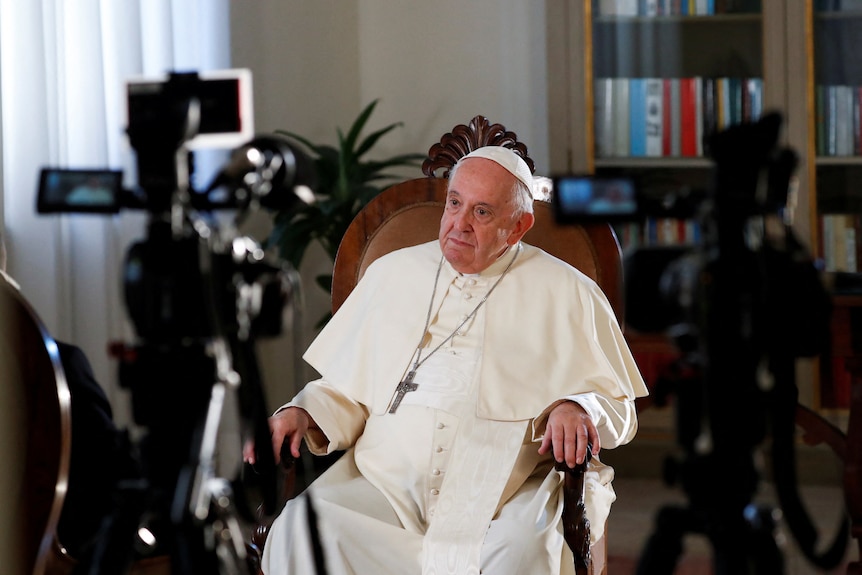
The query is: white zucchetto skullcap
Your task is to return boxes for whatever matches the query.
[461,146,534,195]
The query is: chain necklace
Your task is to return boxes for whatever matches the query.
[388,243,522,413]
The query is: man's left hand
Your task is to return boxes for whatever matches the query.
[537,401,600,468]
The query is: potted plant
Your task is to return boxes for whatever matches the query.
[267,100,424,325]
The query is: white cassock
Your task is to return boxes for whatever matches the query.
[262,241,649,575]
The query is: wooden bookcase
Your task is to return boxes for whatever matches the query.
[546,1,862,566]
[546,0,862,409]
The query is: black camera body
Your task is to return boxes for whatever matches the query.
[38,70,315,346]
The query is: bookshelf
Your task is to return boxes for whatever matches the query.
[546,0,862,406]
[814,5,862,275]
[546,1,862,566]
[592,2,764,252]
[547,0,770,393]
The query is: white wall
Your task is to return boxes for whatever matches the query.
[230,0,550,408]
[355,0,550,173]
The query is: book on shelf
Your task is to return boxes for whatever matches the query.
[612,78,631,157]
[620,218,701,249]
[662,79,672,156]
[835,85,854,157]
[598,0,639,15]
[669,78,682,157]
[680,77,699,157]
[854,87,861,155]
[729,77,743,125]
[821,214,860,273]
[594,78,614,158]
[745,78,762,122]
[827,86,838,156]
[629,78,648,157]
[593,76,763,160]
[695,77,704,156]
[816,84,862,157]
[645,78,664,157]
[641,0,659,15]
[816,85,827,156]
[716,78,730,130]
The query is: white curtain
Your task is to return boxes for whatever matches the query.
[0,0,231,425]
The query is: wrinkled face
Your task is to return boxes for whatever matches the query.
[438,158,534,274]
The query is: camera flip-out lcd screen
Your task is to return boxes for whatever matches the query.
[552,175,639,223]
[37,168,123,214]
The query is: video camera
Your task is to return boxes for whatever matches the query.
[553,113,848,573]
[552,113,801,332]
[36,69,317,574]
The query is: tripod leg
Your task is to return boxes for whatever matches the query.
[747,505,785,575]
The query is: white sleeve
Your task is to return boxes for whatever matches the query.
[277,378,369,455]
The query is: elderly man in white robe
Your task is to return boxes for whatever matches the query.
[248,146,649,575]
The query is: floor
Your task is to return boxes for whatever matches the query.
[605,477,854,574]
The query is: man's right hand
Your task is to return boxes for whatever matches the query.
[243,406,311,465]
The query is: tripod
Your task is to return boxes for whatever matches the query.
[74,337,270,575]
[635,336,785,575]
[635,114,847,574]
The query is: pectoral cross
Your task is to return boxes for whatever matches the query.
[389,370,419,414]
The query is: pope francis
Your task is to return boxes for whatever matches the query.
[250,146,649,575]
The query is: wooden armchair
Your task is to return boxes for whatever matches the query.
[336,116,619,574]
[255,116,622,574]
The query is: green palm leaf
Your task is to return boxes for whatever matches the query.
[267,101,424,326]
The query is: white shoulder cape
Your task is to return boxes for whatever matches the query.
[303,241,648,421]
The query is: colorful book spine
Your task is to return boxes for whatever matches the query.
[645,78,664,157]
[827,86,838,156]
[747,78,763,121]
[612,77,631,157]
[643,0,660,15]
[817,85,826,155]
[670,78,682,156]
[836,85,855,156]
[856,87,862,155]
[630,78,647,157]
[680,78,697,156]
[701,77,716,154]
[694,76,704,156]
[594,77,614,158]
[661,78,673,157]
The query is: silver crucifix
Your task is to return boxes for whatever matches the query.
[389,370,419,414]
